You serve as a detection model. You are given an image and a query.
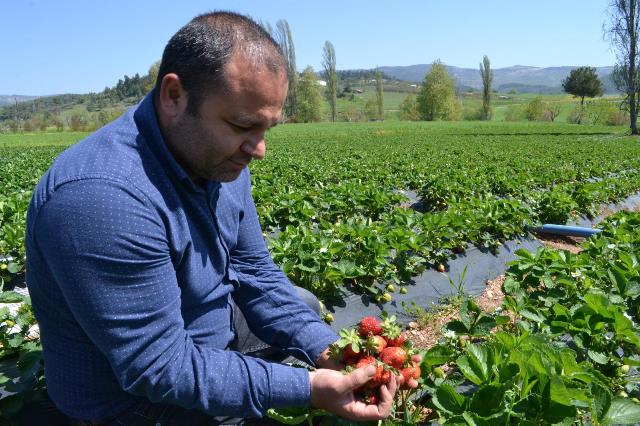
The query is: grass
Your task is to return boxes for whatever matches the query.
[0,131,88,148]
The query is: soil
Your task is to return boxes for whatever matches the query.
[535,233,584,254]
[406,275,506,350]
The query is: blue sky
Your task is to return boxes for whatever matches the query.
[3,0,616,96]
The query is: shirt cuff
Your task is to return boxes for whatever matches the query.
[292,322,339,366]
[268,363,311,409]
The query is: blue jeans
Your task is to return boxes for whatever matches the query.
[64,286,322,426]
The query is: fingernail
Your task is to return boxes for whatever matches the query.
[365,365,376,375]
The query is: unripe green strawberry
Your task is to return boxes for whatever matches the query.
[323,313,334,324]
[400,287,407,294]
[382,293,393,303]
[433,367,446,378]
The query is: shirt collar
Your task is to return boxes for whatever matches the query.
[133,90,204,194]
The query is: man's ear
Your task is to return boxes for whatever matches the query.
[156,73,188,125]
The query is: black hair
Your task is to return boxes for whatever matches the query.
[155,11,286,116]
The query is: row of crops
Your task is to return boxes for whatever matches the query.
[1,122,640,422]
[2,123,640,295]
[419,211,640,424]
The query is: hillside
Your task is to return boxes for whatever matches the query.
[0,95,38,107]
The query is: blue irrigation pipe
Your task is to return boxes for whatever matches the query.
[536,224,602,238]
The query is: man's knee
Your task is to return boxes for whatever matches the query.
[294,286,321,315]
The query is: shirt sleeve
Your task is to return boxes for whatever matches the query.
[32,178,310,417]
[229,172,339,366]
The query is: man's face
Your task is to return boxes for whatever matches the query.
[165,54,288,184]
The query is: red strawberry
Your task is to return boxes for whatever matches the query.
[380,347,407,369]
[366,364,391,388]
[365,335,387,355]
[361,389,379,405]
[386,332,407,347]
[356,355,376,369]
[344,355,360,366]
[358,316,382,337]
[400,362,421,389]
[343,344,361,360]
[380,314,406,347]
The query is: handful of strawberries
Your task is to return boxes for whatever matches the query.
[328,314,421,404]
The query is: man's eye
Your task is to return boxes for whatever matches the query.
[230,122,250,131]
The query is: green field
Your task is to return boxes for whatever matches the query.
[1,121,640,423]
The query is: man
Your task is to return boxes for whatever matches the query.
[25,12,408,425]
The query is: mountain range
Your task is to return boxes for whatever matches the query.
[379,64,616,94]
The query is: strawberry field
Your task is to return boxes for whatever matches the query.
[1,121,640,423]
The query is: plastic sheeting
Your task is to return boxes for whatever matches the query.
[324,237,543,332]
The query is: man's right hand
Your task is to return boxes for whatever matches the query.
[308,365,398,420]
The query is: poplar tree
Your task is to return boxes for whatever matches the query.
[606,0,640,134]
[375,68,384,120]
[479,55,493,120]
[275,20,298,120]
[322,41,338,122]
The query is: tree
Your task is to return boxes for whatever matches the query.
[364,98,378,121]
[143,60,161,94]
[416,60,459,121]
[606,0,640,134]
[375,67,384,120]
[479,55,493,120]
[322,41,338,122]
[275,20,298,120]
[399,94,420,121]
[524,97,545,121]
[561,67,604,107]
[297,66,322,122]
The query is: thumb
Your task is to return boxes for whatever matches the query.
[345,365,376,391]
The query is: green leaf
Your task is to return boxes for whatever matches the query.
[468,384,506,417]
[422,345,454,369]
[0,394,23,416]
[457,345,491,385]
[588,350,609,365]
[591,383,612,423]
[446,320,470,334]
[519,308,546,323]
[502,277,520,294]
[0,292,25,303]
[549,376,571,406]
[7,263,20,274]
[601,398,640,425]
[17,350,43,377]
[431,384,466,415]
[266,407,328,424]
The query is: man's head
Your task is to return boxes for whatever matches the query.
[154,12,288,183]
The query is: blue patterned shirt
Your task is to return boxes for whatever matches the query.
[25,92,338,420]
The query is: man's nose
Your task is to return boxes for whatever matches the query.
[240,134,266,160]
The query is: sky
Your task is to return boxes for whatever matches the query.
[2,0,618,96]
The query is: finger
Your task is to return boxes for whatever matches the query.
[377,374,397,417]
[411,354,422,363]
[408,378,419,389]
[344,365,376,392]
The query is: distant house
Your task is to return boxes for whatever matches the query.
[316,80,327,87]
[498,95,511,99]
[354,89,364,94]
